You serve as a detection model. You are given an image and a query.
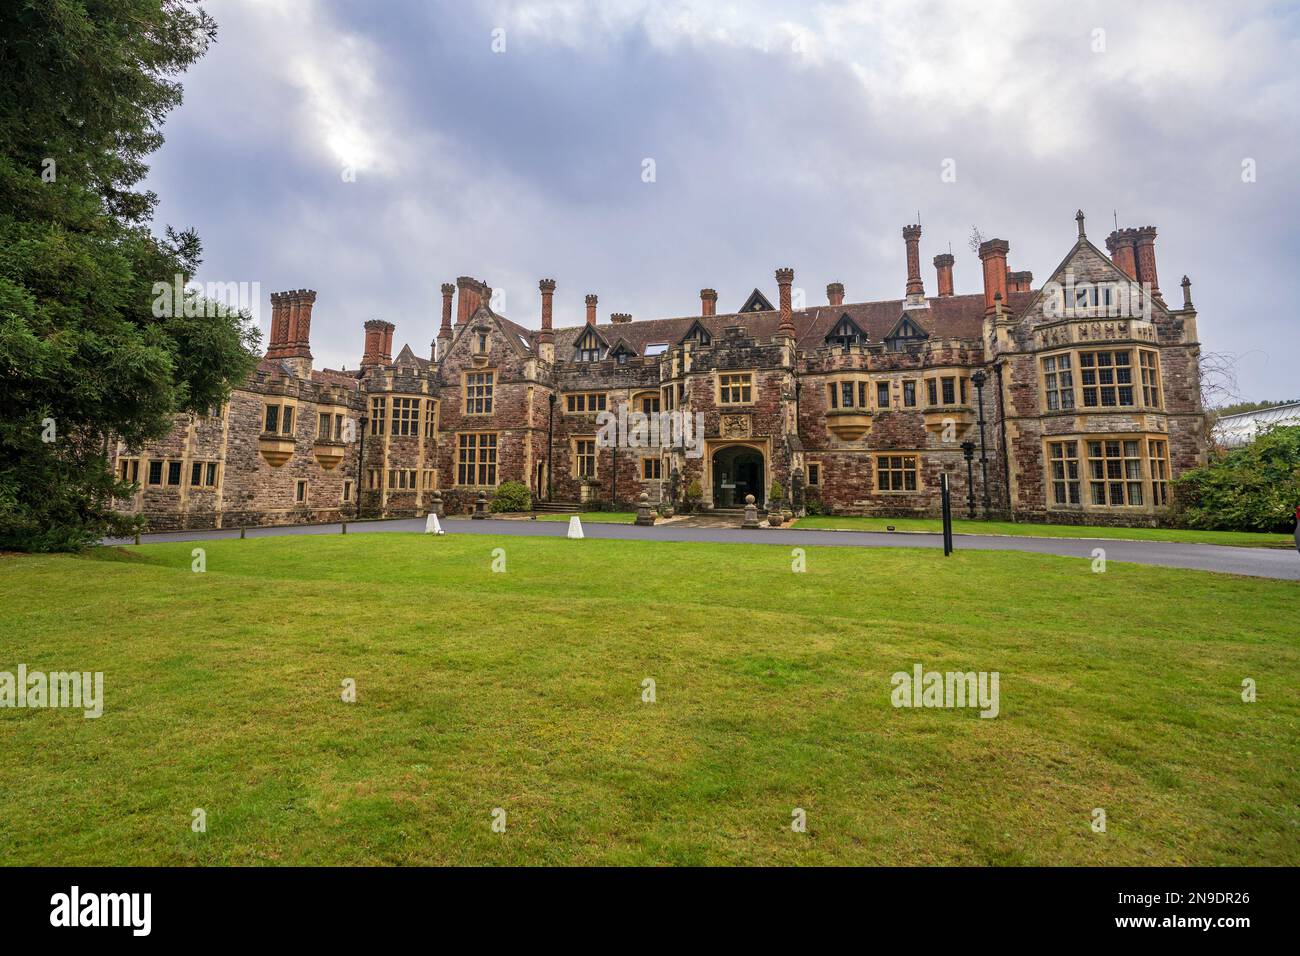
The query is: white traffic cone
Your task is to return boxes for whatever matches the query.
[567,515,584,539]
[425,513,445,535]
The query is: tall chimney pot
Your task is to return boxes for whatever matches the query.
[361,319,395,369]
[933,254,954,297]
[775,267,795,338]
[539,279,556,332]
[977,239,1010,312]
[1132,226,1162,302]
[903,224,924,300]
[1106,229,1139,281]
[700,288,717,316]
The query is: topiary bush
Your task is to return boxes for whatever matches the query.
[683,479,703,513]
[769,479,784,506]
[490,480,532,513]
[1172,424,1300,532]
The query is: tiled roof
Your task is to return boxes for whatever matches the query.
[544,292,1030,356]
[312,367,364,387]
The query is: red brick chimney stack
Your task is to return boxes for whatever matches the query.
[434,283,454,361]
[361,321,382,368]
[439,283,454,337]
[700,288,717,316]
[1106,229,1139,281]
[285,292,302,348]
[538,279,556,336]
[292,290,315,352]
[933,254,954,297]
[266,290,314,366]
[585,293,598,326]
[977,239,1010,313]
[456,276,489,325]
[1007,270,1033,293]
[903,224,924,299]
[827,282,844,306]
[1132,226,1162,302]
[775,267,795,337]
[361,319,394,369]
[267,292,287,355]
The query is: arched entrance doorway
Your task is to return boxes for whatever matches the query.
[712,445,765,508]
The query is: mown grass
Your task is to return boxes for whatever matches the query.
[0,534,1296,866]
[793,515,1295,548]
[533,511,639,523]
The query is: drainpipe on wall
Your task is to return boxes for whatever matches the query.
[993,362,1012,519]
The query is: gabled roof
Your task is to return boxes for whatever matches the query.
[677,319,713,345]
[572,322,610,349]
[738,288,776,313]
[1017,235,1170,323]
[394,343,426,369]
[825,312,868,342]
[883,313,929,342]
[458,303,536,358]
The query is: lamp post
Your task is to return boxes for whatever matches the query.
[960,440,976,519]
[971,369,991,517]
[546,392,555,502]
[355,413,368,520]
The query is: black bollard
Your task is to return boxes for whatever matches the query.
[940,473,953,556]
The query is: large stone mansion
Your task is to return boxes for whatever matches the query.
[110,212,1208,530]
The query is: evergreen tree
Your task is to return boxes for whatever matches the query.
[0,1,258,550]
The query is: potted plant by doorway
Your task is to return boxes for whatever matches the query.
[767,479,785,526]
[683,479,703,514]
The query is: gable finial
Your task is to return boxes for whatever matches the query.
[1075,209,1086,239]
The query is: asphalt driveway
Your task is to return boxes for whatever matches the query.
[103,517,1300,580]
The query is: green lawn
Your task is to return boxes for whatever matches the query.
[1,534,1296,866]
[533,511,639,523]
[793,515,1295,548]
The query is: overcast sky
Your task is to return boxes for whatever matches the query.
[144,0,1300,400]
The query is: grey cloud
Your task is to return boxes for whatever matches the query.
[144,0,1299,397]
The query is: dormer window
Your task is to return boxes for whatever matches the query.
[825,314,867,352]
[611,344,634,365]
[679,322,712,347]
[574,326,607,362]
[884,315,928,352]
